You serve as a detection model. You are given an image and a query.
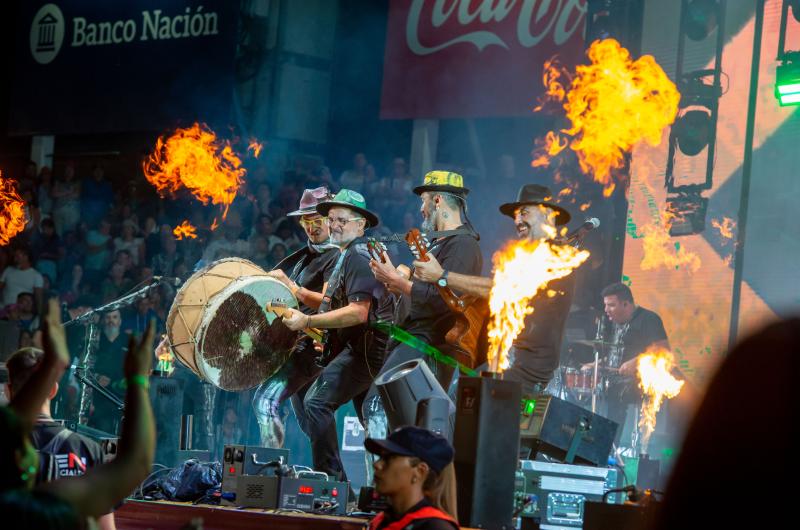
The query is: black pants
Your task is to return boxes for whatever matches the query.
[295,340,384,480]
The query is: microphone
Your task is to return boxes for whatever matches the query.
[564,217,600,243]
[153,276,182,287]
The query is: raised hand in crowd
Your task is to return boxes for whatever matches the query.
[37,319,157,519]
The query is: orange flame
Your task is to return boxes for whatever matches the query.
[637,348,684,451]
[711,217,735,240]
[558,187,573,197]
[487,239,590,372]
[534,57,571,112]
[533,39,680,196]
[0,173,26,246]
[640,212,702,273]
[143,123,245,220]
[247,139,263,158]
[580,202,591,211]
[173,220,198,240]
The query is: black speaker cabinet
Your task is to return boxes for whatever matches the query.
[453,376,521,530]
[149,376,184,468]
[520,394,618,466]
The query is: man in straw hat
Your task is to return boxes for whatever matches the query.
[413,183,578,395]
[369,170,483,391]
[252,187,339,447]
[278,189,390,486]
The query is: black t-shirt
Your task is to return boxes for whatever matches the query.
[398,228,483,345]
[329,237,391,355]
[31,418,105,483]
[94,331,130,396]
[279,244,339,314]
[509,272,576,382]
[374,499,458,530]
[602,306,669,364]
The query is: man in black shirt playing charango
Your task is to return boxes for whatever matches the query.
[279,189,388,483]
[5,347,115,530]
[370,171,483,391]
[413,184,579,396]
[253,187,340,448]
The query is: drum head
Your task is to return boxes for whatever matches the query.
[166,258,267,377]
[196,276,300,391]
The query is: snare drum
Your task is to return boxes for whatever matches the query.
[166,258,300,391]
[564,367,597,393]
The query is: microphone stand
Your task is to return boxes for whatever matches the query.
[65,278,172,425]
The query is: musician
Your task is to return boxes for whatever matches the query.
[369,171,482,389]
[413,184,577,395]
[593,282,669,442]
[279,189,388,483]
[254,187,339,447]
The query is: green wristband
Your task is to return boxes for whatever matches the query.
[127,374,150,390]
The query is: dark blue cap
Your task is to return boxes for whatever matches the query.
[364,426,454,474]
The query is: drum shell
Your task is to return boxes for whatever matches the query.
[166,258,267,379]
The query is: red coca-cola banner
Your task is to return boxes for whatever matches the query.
[380,0,587,119]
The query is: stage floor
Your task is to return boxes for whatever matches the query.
[115,499,368,530]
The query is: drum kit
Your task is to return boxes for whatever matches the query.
[559,338,624,413]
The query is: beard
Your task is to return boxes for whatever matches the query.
[421,207,437,232]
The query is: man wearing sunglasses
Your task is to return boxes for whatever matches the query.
[256,187,340,448]
[279,189,389,489]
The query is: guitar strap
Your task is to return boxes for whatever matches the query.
[318,249,348,314]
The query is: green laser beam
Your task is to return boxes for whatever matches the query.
[371,320,478,376]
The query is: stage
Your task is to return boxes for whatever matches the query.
[115,499,369,530]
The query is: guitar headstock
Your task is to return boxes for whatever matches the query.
[405,228,428,261]
[366,238,386,263]
[266,301,290,317]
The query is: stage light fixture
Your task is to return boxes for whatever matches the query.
[686,0,719,41]
[775,58,800,106]
[673,109,712,155]
[374,359,454,437]
[671,71,720,156]
[666,192,709,237]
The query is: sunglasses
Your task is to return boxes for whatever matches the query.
[299,217,325,228]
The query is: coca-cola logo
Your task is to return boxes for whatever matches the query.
[406,0,586,55]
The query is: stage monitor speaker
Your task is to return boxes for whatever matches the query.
[520,394,617,466]
[453,376,521,530]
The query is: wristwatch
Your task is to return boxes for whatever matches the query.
[437,269,449,288]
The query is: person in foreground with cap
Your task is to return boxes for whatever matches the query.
[369,170,483,391]
[413,184,578,395]
[365,426,459,530]
[278,189,390,485]
[252,187,340,448]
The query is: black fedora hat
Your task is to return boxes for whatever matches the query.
[499,184,571,226]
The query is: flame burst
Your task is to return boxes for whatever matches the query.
[637,348,684,451]
[248,140,263,158]
[143,123,246,220]
[173,220,198,240]
[711,217,735,239]
[488,239,590,372]
[0,173,26,246]
[640,213,702,273]
[534,39,680,196]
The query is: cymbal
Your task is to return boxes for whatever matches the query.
[572,339,619,347]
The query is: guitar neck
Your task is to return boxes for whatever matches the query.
[266,303,324,342]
